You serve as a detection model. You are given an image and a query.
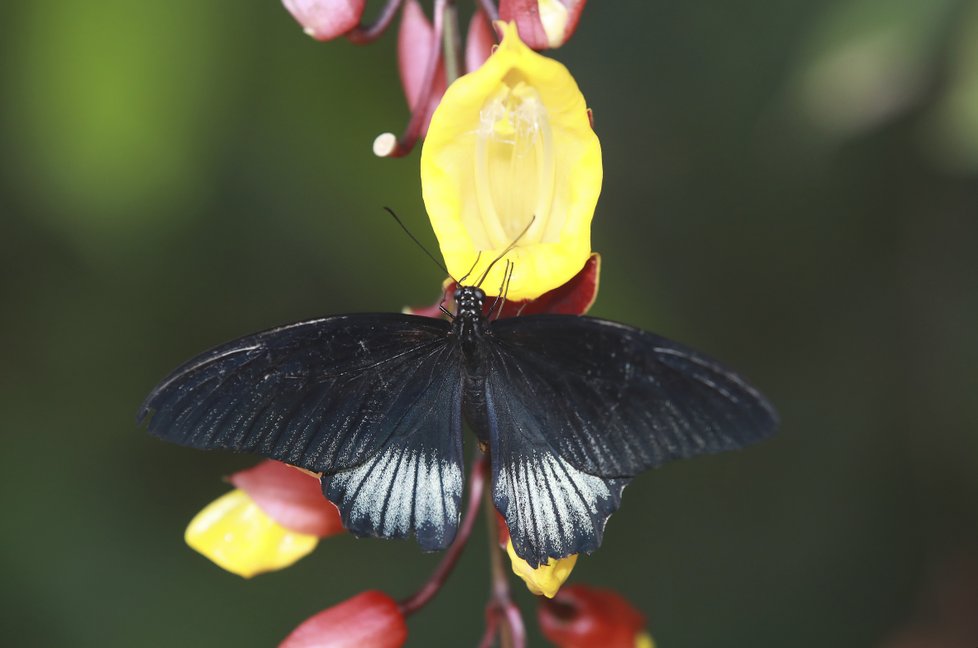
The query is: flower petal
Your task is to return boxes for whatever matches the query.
[282,0,367,41]
[280,591,408,648]
[230,460,344,537]
[507,538,578,598]
[185,489,318,579]
[421,22,601,301]
[499,0,588,49]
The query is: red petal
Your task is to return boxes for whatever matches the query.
[406,253,600,320]
[498,0,588,49]
[282,0,367,41]
[500,253,600,318]
[404,279,457,319]
[538,584,646,648]
[465,9,496,73]
[495,510,510,548]
[280,591,407,648]
[499,0,548,49]
[230,461,344,538]
[397,0,446,138]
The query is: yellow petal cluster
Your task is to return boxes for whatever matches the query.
[421,22,602,300]
[506,538,578,598]
[184,489,318,579]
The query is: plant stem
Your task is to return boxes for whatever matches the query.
[398,452,488,616]
[442,0,462,84]
[346,0,405,44]
[483,487,526,648]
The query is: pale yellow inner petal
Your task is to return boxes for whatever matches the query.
[474,77,558,251]
[538,0,570,48]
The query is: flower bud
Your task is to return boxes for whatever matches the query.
[185,461,344,578]
[280,591,408,648]
[507,538,578,598]
[282,0,367,41]
[397,0,446,139]
[184,489,319,579]
[538,584,654,648]
[229,460,344,537]
[499,0,588,49]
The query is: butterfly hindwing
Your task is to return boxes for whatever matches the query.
[139,314,466,549]
[484,358,629,567]
[488,315,778,479]
[322,341,465,551]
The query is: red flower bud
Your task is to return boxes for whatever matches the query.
[397,0,447,139]
[280,591,407,648]
[499,0,588,49]
[281,0,367,41]
[538,584,651,648]
[229,461,344,537]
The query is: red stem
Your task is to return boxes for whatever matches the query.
[346,0,405,44]
[398,452,488,616]
[477,607,501,648]
[484,490,526,648]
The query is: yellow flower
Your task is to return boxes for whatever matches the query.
[635,631,657,648]
[421,22,602,301]
[506,538,578,598]
[184,489,318,579]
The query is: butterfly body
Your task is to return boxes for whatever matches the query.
[140,285,777,567]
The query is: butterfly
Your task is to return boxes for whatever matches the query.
[138,279,778,567]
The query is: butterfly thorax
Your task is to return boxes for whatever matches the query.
[451,285,494,443]
[451,286,490,341]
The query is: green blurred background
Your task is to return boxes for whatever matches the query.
[2,0,977,646]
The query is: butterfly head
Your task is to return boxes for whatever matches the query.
[454,286,486,319]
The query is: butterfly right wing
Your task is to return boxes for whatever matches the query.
[481,315,778,566]
[139,313,466,550]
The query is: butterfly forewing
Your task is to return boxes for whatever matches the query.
[487,315,778,479]
[139,313,466,549]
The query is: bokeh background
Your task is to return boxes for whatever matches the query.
[2,0,977,646]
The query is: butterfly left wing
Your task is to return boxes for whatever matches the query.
[482,314,777,566]
[139,314,466,550]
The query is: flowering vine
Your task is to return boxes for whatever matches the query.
[158,2,680,646]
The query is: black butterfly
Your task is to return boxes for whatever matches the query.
[138,285,777,567]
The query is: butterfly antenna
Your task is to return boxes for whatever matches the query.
[383,207,456,282]
[487,259,511,317]
[475,215,536,288]
[457,251,483,285]
[436,284,455,319]
[489,260,515,320]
